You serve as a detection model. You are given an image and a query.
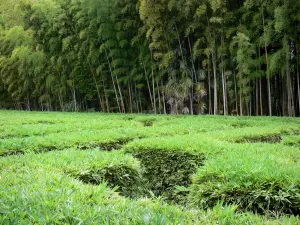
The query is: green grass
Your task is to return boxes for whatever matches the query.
[0,110,300,224]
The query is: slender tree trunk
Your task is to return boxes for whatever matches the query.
[142,59,154,110]
[139,91,143,113]
[58,92,64,111]
[27,95,31,111]
[297,48,300,115]
[233,68,238,115]
[134,82,139,113]
[221,31,228,115]
[249,95,252,116]
[156,78,161,114]
[260,78,263,116]
[162,80,167,115]
[286,43,293,117]
[151,55,156,114]
[188,36,198,82]
[87,58,104,111]
[282,72,286,116]
[102,79,109,113]
[256,78,259,116]
[255,49,259,116]
[262,6,272,116]
[265,48,272,116]
[240,88,243,116]
[189,91,193,115]
[115,74,125,113]
[72,81,77,112]
[176,31,185,64]
[128,82,133,113]
[104,49,121,113]
[208,58,212,115]
[221,67,227,115]
[91,72,104,112]
[212,49,218,115]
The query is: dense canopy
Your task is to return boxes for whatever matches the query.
[0,0,300,116]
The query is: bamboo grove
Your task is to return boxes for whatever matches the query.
[0,0,300,116]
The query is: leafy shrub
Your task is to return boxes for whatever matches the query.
[282,136,300,147]
[135,117,156,126]
[133,149,204,203]
[235,134,282,143]
[77,139,130,151]
[188,142,300,216]
[189,175,300,216]
[69,164,142,198]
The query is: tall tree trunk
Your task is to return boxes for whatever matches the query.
[188,36,198,82]
[221,30,228,115]
[91,72,104,112]
[134,82,139,113]
[240,88,243,116]
[142,59,154,110]
[212,49,218,115]
[162,80,167,115]
[189,91,193,115]
[27,95,31,111]
[233,68,238,115]
[262,6,272,116]
[105,49,121,113]
[297,48,300,115]
[72,81,77,112]
[260,78,263,116]
[156,78,161,114]
[151,52,156,114]
[208,58,212,115]
[128,82,133,113]
[256,78,259,116]
[87,56,104,111]
[102,79,109,113]
[286,42,293,117]
[114,74,125,113]
[282,71,286,116]
[265,48,272,116]
[221,67,227,115]
[58,92,64,111]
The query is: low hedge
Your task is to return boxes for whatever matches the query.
[188,143,300,216]
[129,148,204,203]
[189,174,300,216]
[69,164,142,197]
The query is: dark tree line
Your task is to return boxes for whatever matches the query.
[0,0,300,116]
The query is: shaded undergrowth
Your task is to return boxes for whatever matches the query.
[77,139,131,151]
[69,164,143,198]
[70,148,205,204]
[235,134,282,143]
[189,176,300,216]
[133,150,205,203]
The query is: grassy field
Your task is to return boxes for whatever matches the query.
[1,110,300,224]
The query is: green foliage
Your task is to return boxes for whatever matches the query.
[188,142,300,216]
[132,149,204,203]
[1,0,300,116]
[1,111,300,223]
[69,164,142,198]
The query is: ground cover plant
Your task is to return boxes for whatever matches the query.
[1,110,300,224]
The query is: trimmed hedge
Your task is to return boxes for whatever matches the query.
[188,143,300,216]
[69,164,142,197]
[189,174,300,216]
[132,149,204,203]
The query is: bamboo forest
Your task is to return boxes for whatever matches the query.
[2,1,300,224]
[0,0,300,116]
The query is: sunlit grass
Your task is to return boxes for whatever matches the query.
[1,110,300,224]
